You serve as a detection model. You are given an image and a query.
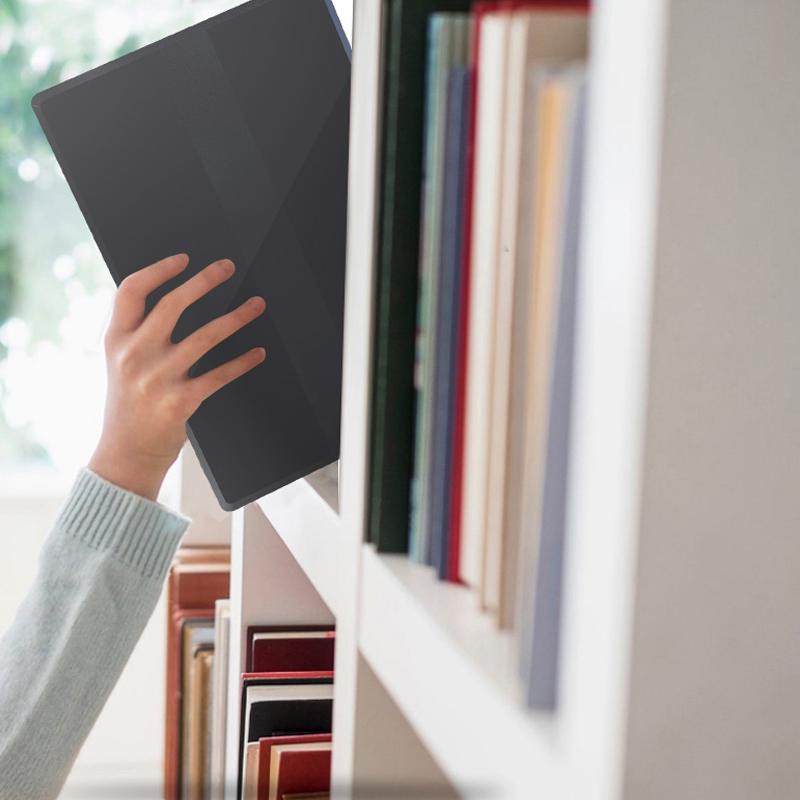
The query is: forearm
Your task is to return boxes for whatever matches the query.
[0,468,189,800]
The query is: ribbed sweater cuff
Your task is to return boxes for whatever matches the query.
[53,467,191,580]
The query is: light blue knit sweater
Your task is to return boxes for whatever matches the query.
[0,468,190,800]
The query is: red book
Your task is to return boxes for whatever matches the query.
[267,742,332,800]
[447,2,491,583]
[241,670,335,686]
[256,734,332,800]
[251,630,336,674]
[172,562,230,609]
[245,625,334,673]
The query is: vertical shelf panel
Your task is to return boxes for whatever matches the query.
[561,2,800,800]
[333,0,385,795]
[556,1,670,797]
[622,1,800,798]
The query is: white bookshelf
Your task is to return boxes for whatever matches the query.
[202,1,800,799]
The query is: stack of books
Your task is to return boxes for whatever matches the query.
[366,0,591,709]
[166,554,336,800]
[165,548,231,800]
[236,626,336,800]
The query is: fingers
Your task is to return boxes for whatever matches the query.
[111,254,190,332]
[149,258,236,331]
[175,296,266,364]
[190,347,266,403]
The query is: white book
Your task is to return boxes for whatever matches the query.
[482,13,532,614]
[459,10,511,589]
[242,742,260,800]
[210,599,231,800]
[499,62,546,630]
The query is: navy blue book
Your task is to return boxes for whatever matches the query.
[527,72,587,709]
[428,66,469,579]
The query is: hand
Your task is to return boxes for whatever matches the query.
[88,254,266,501]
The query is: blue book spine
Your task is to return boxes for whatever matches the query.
[429,66,469,580]
[527,74,588,708]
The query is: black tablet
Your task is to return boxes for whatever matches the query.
[32,0,350,510]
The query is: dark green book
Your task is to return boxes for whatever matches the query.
[368,0,472,552]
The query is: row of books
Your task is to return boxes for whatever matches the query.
[165,547,230,800]
[236,624,335,800]
[164,550,336,800]
[366,0,591,709]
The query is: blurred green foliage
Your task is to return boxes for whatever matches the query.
[0,0,143,340]
[0,0,143,462]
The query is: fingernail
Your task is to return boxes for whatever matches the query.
[248,296,266,310]
[254,347,266,361]
[218,260,235,275]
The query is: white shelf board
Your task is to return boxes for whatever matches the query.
[358,546,563,800]
[255,476,345,618]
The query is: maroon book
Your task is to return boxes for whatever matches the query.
[172,562,230,609]
[251,631,336,674]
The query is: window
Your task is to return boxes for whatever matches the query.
[0,0,238,490]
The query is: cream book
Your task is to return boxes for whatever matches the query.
[483,11,532,614]
[209,599,231,800]
[187,647,214,800]
[459,9,511,589]
[484,8,590,619]
[243,741,260,800]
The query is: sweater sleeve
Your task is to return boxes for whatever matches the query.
[0,467,190,800]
